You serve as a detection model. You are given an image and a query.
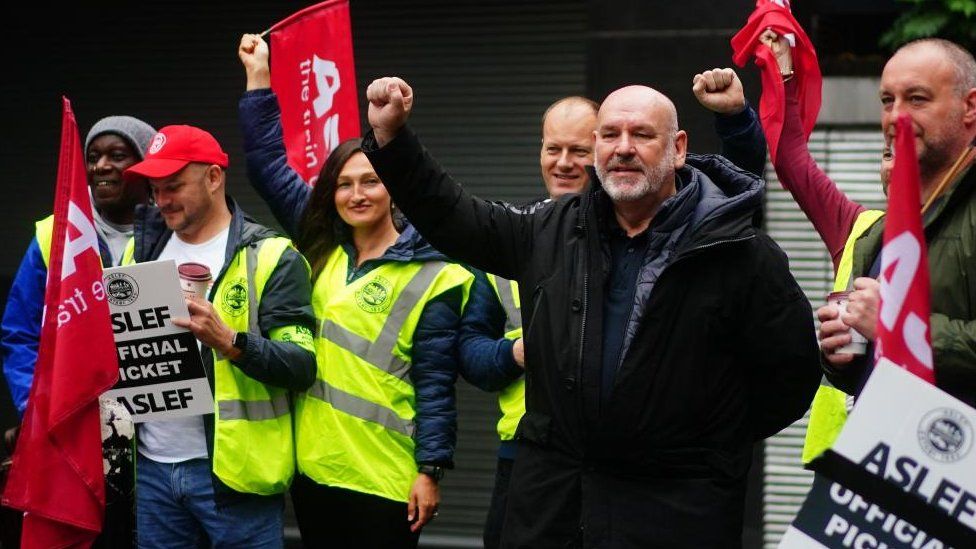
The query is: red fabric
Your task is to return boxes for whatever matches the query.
[1,98,120,548]
[874,115,935,384]
[731,0,822,164]
[270,0,360,186]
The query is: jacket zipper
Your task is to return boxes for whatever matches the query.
[678,234,756,257]
[576,223,589,394]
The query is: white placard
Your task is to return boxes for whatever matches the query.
[780,362,976,547]
[101,259,214,422]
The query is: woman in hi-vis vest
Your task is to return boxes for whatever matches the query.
[238,35,474,548]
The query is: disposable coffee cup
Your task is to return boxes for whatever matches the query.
[178,262,212,300]
[826,291,868,355]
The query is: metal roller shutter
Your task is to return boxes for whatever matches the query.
[761,127,887,548]
[349,1,587,546]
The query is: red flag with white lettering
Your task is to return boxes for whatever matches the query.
[874,114,935,383]
[270,0,360,186]
[2,98,119,548]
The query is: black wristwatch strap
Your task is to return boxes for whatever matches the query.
[418,464,444,482]
[233,331,249,351]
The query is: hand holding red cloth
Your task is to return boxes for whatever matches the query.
[731,0,822,164]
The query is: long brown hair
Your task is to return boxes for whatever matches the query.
[296,138,365,279]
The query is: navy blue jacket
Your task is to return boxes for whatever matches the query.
[239,89,498,466]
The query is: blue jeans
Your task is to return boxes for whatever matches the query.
[136,454,284,549]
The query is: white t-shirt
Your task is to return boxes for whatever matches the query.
[138,227,229,463]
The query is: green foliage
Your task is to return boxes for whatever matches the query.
[881,0,976,50]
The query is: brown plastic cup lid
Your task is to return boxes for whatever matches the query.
[827,291,850,301]
[178,262,212,281]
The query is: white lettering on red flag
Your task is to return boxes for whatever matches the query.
[874,114,935,382]
[1,97,120,547]
[270,0,360,186]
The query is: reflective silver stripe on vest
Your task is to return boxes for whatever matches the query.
[319,261,447,381]
[215,241,264,362]
[308,379,415,438]
[245,241,263,335]
[218,393,290,421]
[492,274,521,333]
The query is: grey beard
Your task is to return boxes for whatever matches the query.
[596,150,674,202]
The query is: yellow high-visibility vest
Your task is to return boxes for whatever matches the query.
[35,215,54,267]
[123,235,312,494]
[296,246,474,502]
[488,274,525,442]
[801,209,884,464]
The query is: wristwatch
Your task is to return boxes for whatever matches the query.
[418,464,445,482]
[232,331,249,351]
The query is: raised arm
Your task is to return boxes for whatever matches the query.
[238,33,312,238]
[361,77,537,280]
[692,67,768,177]
[760,32,866,269]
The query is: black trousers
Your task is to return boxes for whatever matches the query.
[291,474,419,549]
[482,456,514,549]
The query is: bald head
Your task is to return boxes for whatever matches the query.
[542,96,599,130]
[599,86,679,136]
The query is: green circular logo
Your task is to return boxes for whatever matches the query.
[221,279,248,317]
[356,276,392,313]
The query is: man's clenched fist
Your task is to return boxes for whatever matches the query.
[367,77,414,146]
[692,68,745,115]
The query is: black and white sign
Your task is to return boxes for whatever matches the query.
[781,363,976,547]
[102,260,213,422]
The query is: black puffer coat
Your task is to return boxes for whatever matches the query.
[365,127,820,548]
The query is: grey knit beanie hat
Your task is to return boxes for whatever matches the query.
[85,116,157,159]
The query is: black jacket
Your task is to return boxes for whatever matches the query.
[364,127,820,548]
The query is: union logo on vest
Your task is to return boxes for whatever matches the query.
[355,276,392,313]
[221,278,248,317]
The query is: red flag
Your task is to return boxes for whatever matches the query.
[270,0,360,186]
[874,114,935,383]
[1,98,119,548]
[731,0,822,164]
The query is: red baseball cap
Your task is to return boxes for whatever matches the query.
[124,125,229,180]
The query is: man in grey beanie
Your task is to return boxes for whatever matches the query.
[1,115,155,548]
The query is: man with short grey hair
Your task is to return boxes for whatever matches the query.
[812,38,976,409]
[362,76,820,547]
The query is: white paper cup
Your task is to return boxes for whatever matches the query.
[826,291,868,355]
[178,262,212,300]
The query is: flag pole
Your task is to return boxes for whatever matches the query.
[921,143,975,215]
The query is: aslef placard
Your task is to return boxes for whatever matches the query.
[102,259,213,422]
[780,362,976,547]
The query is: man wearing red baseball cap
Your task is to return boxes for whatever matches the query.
[123,125,316,548]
